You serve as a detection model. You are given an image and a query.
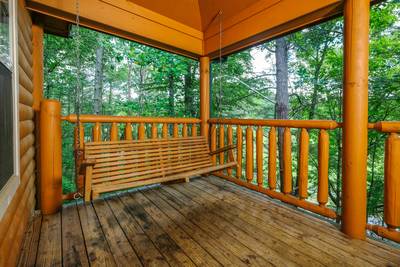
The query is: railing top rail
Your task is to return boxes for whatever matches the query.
[369,121,400,133]
[209,118,341,130]
[62,114,201,124]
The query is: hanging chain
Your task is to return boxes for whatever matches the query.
[75,0,81,141]
[218,11,223,118]
[74,0,83,200]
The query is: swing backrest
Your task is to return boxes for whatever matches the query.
[84,136,213,194]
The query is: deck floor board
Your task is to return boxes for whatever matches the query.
[18,176,400,267]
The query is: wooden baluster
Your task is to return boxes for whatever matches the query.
[191,124,197,137]
[246,126,254,183]
[151,123,158,139]
[210,125,217,165]
[227,125,233,176]
[298,128,309,199]
[384,133,400,230]
[92,122,101,142]
[162,123,168,138]
[138,123,145,140]
[125,123,132,140]
[219,125,225,165]
[173,123,179,138]
[236,125,243,179]
[256,127,263,187]
[318,129,329,206]
[282,127,292,194]
[110,122,118,141]
[268,127,277,190]
[182,124,188,137]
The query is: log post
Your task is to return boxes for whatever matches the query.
[125,123,133,140]
[341,0,370,239]
[256,127,264,187]
[282,127,292,194]
[110,122,118,141]
[93,122,102,141]
[298,128,309,199]
[236,126,243,179]
[268,127,277,190]
[384,133,400,230]
[40,100,62,215]
[246,127,254,183]
[200,56,210,140]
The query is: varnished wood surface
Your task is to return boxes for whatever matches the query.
[0,1,36,266]
[85,136,213,197]
[18,176,400,267]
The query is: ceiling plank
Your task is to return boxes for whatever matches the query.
[26,0,204,58]
[204,0,343,58]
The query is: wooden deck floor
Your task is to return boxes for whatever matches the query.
[18,176,400,267]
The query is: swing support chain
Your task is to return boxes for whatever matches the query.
[73,0,83,200]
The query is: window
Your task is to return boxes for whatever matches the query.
[0,63,13,190]
[0,0,11,68]
[0,0,18,219]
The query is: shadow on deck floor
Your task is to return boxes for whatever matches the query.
[18,176,400,266]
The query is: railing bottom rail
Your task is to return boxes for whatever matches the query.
[213,172,337,219]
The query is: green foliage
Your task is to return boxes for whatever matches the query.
[43,1,400,227]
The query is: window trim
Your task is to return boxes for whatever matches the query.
[0,0,20,220]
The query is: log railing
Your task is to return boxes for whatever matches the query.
[61,114,400,242]
[209,118,341,220]
[62,114,201,147]
[367,122,400,243]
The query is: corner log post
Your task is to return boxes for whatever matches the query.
[39,100,62,214]
[341,0,370,239]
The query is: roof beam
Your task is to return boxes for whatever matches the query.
[25,0,204,59]
[204,0,343,58]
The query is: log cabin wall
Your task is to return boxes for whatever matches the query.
[0,1,36,266]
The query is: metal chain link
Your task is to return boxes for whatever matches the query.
[218,11,223,118]
[74,0,83,199]
[75,0,82,152]
[73,192,83,200]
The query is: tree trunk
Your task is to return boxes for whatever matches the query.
[309,70,320,120]
[275,37,289,191]
[108,81,113,114]
[127,59,133,115]
[93,45,104,115]
[168,73,175,117]
[308,45,328,120]
[138,66,146,116]
[184,62,195,117]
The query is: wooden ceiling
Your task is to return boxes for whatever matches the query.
[26,0,344,59]
[128,0,262,31]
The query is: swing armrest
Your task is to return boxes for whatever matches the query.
[79,159,96,173]
[209,144,236,155]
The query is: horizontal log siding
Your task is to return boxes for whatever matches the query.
[0,1,36,266]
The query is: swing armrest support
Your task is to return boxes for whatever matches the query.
[209,144,236,156]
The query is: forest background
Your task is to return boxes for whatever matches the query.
[43,1,400,226]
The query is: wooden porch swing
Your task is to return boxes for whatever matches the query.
[80,136,237,201]
[68,5,237,202]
